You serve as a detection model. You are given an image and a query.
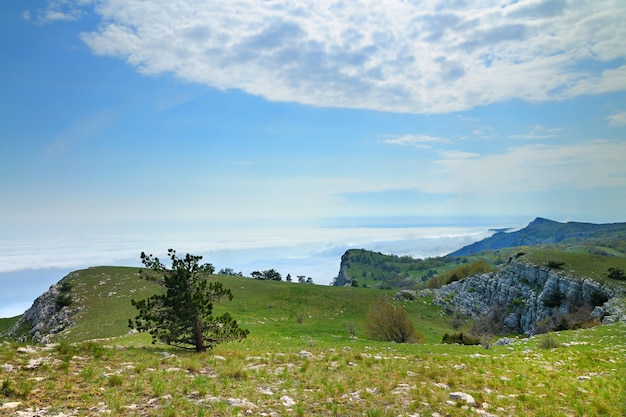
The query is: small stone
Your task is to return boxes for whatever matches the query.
[433,382,450,390]
[450,391,477,407]
[578,376,592,381]
[0,402,21,410]
[299,350,315,358]
[280,395,297,407]
[0,364,15,372]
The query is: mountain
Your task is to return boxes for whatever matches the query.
[448,217,626,256]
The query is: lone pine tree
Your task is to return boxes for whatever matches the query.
[129,249,249,352]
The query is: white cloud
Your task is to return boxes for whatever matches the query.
[36,0,86,23]
[509,125,561,140]
[607,111,626,127]
[38,0,624,114]
[384,134,450,148]
[421,140,626,194]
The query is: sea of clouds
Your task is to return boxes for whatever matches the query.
[0,219,519,317]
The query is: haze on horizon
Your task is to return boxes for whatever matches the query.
[1,1,625,314]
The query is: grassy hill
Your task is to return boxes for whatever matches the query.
[336,218,626,291]
[4,266,454,345]
[1,255,625,415]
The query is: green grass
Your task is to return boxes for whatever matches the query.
[0,322,623,416]
[0,316,20,335]
[1,253,625,416]
[15,266,454,345]
[522,248,626,288]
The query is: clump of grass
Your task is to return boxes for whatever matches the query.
[107,374,124,387]
[537,332,560,349]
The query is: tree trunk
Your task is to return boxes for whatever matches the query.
[193,318,206,352]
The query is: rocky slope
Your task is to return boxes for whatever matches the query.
[5,272,81,343]
[433,257,626,335]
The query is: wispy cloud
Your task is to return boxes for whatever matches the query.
[384,134,450,148]
[607,111,626,127]
[35,0,86,24]
[509,125,561,140]
[425,140,626,194]
[34,0,626,114]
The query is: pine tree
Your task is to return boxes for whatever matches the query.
[129,249,249,352]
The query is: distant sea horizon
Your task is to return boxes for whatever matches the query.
[0,215,530,318]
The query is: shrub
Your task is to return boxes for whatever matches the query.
[590,291,609,307]
[364,299,424,344]
[542,290,564,308]
[538,333,560,349]
[511,298,525,308]
[607,267,625,281]
[441,332,480,345]
[547,260,565,269]
[59,281,73,292]
[55,293,73,309]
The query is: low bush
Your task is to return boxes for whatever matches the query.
[590,291,608,307]
[364,299,425,344]
[441,332,480,345]
[607,267,625,281]
[55,293,73,309]
[542,290,564,308]
[538,333,560,349]
[547,260,565,269]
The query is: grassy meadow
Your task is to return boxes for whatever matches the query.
[1,262,625,416]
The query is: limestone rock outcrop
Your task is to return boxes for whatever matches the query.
[433,259,625,334]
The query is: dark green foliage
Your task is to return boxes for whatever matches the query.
[55,293,73,309]
[607,267,625,281]
[364,299,424,344]
[547,260,565,269]
[511,298,525,307]
[590,291,609,307]
[542,290,565,308]
[59,281,73,292]
[251,269,282,280]
[441,332,480,345]
[217,267,243,276]
[129,249,249,352]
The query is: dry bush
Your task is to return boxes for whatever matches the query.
[364,299,425,343]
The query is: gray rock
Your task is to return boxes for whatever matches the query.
[433,259,624,335]
[450,391,477,407]
[280,396,297,407]
[494,337,514,346]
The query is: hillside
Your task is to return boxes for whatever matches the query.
[449,217,626,257]
[333,218,626,290]
[2,266,454,345]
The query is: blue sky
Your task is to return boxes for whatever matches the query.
[1,1,626,309]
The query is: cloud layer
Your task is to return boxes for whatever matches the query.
[43,0,626,113]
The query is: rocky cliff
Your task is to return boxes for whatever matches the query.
[331,251,352,287]
[6,272,81,343]
[433,258,626,335]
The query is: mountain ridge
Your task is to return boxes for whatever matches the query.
[448,217,626,256]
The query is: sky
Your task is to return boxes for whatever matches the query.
[1,0,626,316]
